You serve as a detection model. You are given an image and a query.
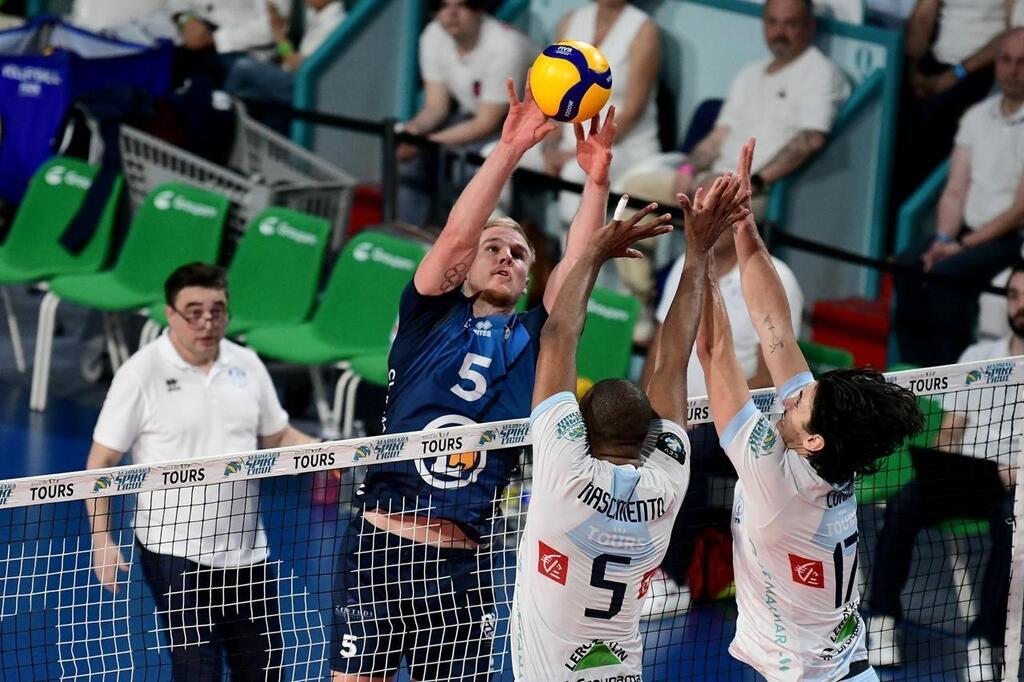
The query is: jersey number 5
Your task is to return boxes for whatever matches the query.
[585,553,631,620]
[451,353,492,402]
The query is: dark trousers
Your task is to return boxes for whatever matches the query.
[662,423,735,585]
[866,477,1013,644]
[890,56,994,215]
[893,231,1023,367]
[137,544,284,681]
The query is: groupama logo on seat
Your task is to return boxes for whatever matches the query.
[256,216,318,245]
[351,242,416,271]
[153,190,218,218]
[43,165,91,190]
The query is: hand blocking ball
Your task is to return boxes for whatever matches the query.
[529,40,612,123]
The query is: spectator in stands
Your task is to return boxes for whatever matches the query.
[396,0,534,228]
[891,0,1007,207]
[70,0,176,43]
[868,259,1024,682]
[637,227,803,617]
[539,0,662,223]
[224,0,346,132]
[83,263,317,680]
[170,0,292,86]
[613,0,842,342]
[893,28,1024,368]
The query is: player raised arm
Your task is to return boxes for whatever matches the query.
[645,175,748,425]
[414,77,555,296]
[695,254,754,434]
[731,138,811,387]
[544,107,617,310]
[532,203,673,408]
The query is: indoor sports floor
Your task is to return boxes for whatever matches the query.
[0,292,1001,681]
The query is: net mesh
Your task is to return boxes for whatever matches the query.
[0,359,1021,681]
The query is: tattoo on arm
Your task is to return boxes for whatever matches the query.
[764,314,784,354]
[759,131,823,180]
[441,262,468,292]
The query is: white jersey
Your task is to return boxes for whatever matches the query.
[721,373,875,682]
[512,392,690,682]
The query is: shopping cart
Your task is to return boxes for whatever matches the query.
[118,101,356,250]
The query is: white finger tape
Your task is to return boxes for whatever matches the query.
[613,194,629,221]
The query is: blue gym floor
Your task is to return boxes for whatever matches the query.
[0,294,1006,680]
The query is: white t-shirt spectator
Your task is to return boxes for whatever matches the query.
[72,0,168,32]
[714,47,851,175]
[955,94,1024,230]
[170,0,291,54]
[942,337,1022,470]
[656,254,804,398]
[419,14,533,116]
[932,0,1006,66]
[299,0,345,57]
[93,333,289,568]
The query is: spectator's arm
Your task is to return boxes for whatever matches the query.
[962,30,1005,75]
[935,146,971,240]
[904,0,940,62]
[754,130,827,184]
[84,442,129,594]
[688,126,730,173]
[211,0,290,54]
[614,20,661,140]
[429,101,509,147]
[404,81,454,137]
[963,168,1024,246]
[260,424,318,449]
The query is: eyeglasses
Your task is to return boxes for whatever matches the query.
[172,306,230,330]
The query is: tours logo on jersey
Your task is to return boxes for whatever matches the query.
[537,541,569,585]
[749,418,777,458]
[789,553,825,589]
[657,432,686,464]
[565,641,629,673]
[242,452,279,476]
[555,411,587,441]
[94,467,150,493]
[0,483,14,507]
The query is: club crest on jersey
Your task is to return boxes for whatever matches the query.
[538,541,568,585]
[565,641,629,672]
[789,553,825,589]
[749,418,777,458]
[417,417,487,489]
[555,411,587,441]
[657,432,686,463]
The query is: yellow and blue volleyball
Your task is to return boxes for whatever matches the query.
[530,41,612,123]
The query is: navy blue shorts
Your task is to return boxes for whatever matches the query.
[329,516,496,680]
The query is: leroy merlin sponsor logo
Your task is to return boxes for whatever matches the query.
[565,641,629,672]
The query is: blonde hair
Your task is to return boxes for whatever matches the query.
[482,217,536,263]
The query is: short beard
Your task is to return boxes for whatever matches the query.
[1010,314,1024,339]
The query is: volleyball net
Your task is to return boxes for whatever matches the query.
[0,358,1021,681]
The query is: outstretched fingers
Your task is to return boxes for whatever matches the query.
[506,77,519,108]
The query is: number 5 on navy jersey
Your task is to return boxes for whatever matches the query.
[451,352,493,402]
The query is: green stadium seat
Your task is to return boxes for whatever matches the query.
[577,287,641,385]
[244,230,427,435]
[0,158,122,372]
[143,207,331,338]
[798,339,855,376]
[29,182,229,411]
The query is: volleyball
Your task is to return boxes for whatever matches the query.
[529,41,612,123]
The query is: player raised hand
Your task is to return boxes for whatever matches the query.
[574,106,617,186]
[592,199,673,260]
[733,138,759,232]
[91,531,129,594]
[501,75,557,157]
[677,172,750,253]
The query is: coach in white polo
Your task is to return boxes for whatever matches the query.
[84,262,315,681]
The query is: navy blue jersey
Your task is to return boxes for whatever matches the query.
[359,282,546,541]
